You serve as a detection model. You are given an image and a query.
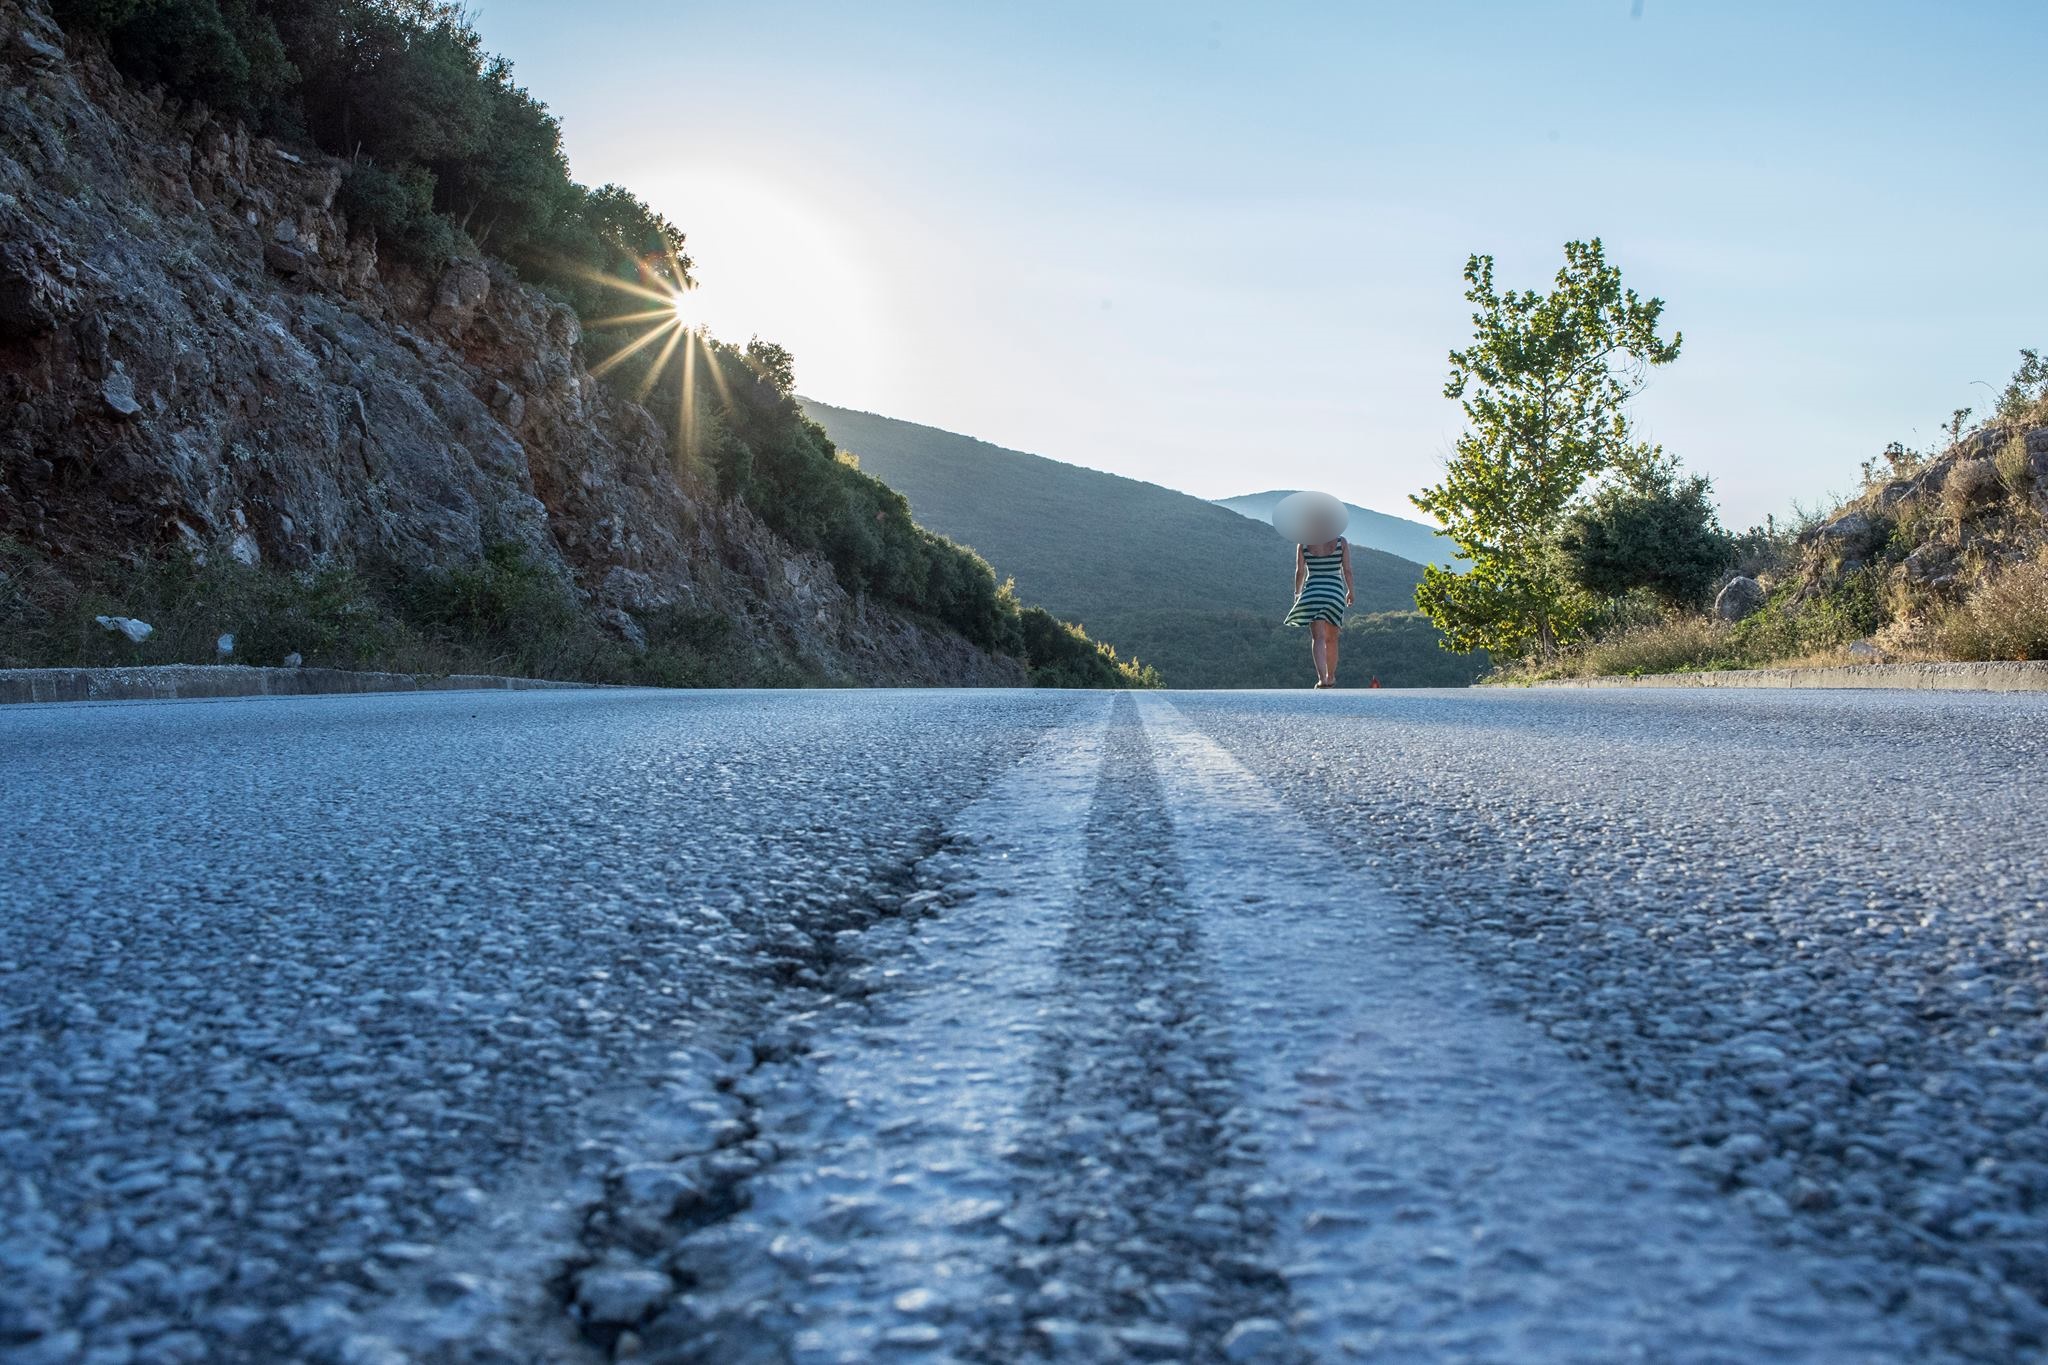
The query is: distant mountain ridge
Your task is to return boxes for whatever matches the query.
[1215,490,1463,571]
[800,400,1486,687]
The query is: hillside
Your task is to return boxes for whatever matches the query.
[0,0,1149,689]
[802,401,1486,686]
[1498,353,2048,683]
[1215,490,1463,571]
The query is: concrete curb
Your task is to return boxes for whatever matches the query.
[1529,661,2048,693]
[0,664,593,706]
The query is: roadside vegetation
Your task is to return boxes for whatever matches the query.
[46,0,1157,687]
[1413,240,2048,681]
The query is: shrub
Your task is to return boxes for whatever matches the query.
[337,160,458,266]
[1017,606,1159,688]
[1560,466,1733,609]
[1936,553,2048,661]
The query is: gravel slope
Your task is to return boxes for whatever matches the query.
[3,687,2043,1364]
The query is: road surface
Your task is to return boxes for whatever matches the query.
[2,687,2045,1364]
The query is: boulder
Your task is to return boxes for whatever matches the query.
[1806,509,1885,556]
[1902,543,1956,585]
[263,241,310,276]
[100,370,141,417]
[94,615,153,643]
[1713,576,1766,622]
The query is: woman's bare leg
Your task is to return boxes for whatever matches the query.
[1308,625,1326,684]
[1325,622,1342,685]
[1312,622,1336,686]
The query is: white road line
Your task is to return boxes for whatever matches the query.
[658,697,1115,1363]
[1137,694,1921,1363]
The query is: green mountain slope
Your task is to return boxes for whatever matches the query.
[1215,490,1464,572]
[801,401,1485,687]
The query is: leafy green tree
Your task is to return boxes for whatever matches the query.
[744,338,796,395]
[1560,460,1731,609]
[1412,239,1681,658]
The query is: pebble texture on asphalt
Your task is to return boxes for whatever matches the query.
[4,686,2044,1363]
[1175,687,2048,1361]
[0,690,1076,1364]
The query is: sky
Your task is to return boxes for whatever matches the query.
[473,0,2047,529]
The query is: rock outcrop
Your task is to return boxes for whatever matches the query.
[0,0,1022,686]
[1788,419,2048,651]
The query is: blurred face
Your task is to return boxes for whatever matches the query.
[1274,491,1347,546]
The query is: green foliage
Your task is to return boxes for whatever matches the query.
[58,0,295,122]
[0,538,817,686]
[55,0,687,301]
[336,159,456,265]
[1413,239,1681,660]
[1725,571,1884,660]
[1017,606,1159,688]
[1995,348,2048,426]
[744,338,796,395]
[1560,461,1732,609]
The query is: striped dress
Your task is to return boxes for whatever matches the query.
[1284,539,1348,627]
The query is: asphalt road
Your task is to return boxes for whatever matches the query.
[2,687,2044,1364]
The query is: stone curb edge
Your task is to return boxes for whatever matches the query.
[1526,660,2048,693]
[0,664,595,706]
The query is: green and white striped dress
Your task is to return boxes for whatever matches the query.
[1284,539,1348,627]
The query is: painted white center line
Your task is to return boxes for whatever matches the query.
[1138,694,1919,1363]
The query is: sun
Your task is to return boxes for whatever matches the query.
[572,244,730,464]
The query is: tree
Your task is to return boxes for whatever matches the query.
[1560,460,1731,609]
[1412,239,1681,658]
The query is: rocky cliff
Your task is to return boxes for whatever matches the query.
[0,0,1023,686]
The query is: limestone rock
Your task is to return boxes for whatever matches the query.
[100,369,141,417]
[95,615,153,643]
[263,241,310,276]
[429,259,491,336]
[1713,576,1765,622]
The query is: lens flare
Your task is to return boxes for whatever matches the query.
[565,239,720,465]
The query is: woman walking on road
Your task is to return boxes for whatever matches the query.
[1275,490,1354,689]
[1285,535,1353,687]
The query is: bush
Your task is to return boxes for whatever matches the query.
[1560,466,1732,609]
[1017,607,1158,688]
[1936,553,2048,661]
[58,0,294,122]
[337,160,458,266]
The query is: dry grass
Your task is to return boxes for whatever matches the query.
[1995,434,2035,500]
[1935,552,2048,661]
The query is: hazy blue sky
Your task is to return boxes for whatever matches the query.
[475,0,2045,527]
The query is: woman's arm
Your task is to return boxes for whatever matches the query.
[1294,546,1307,595]
[1342,539,1355,605]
